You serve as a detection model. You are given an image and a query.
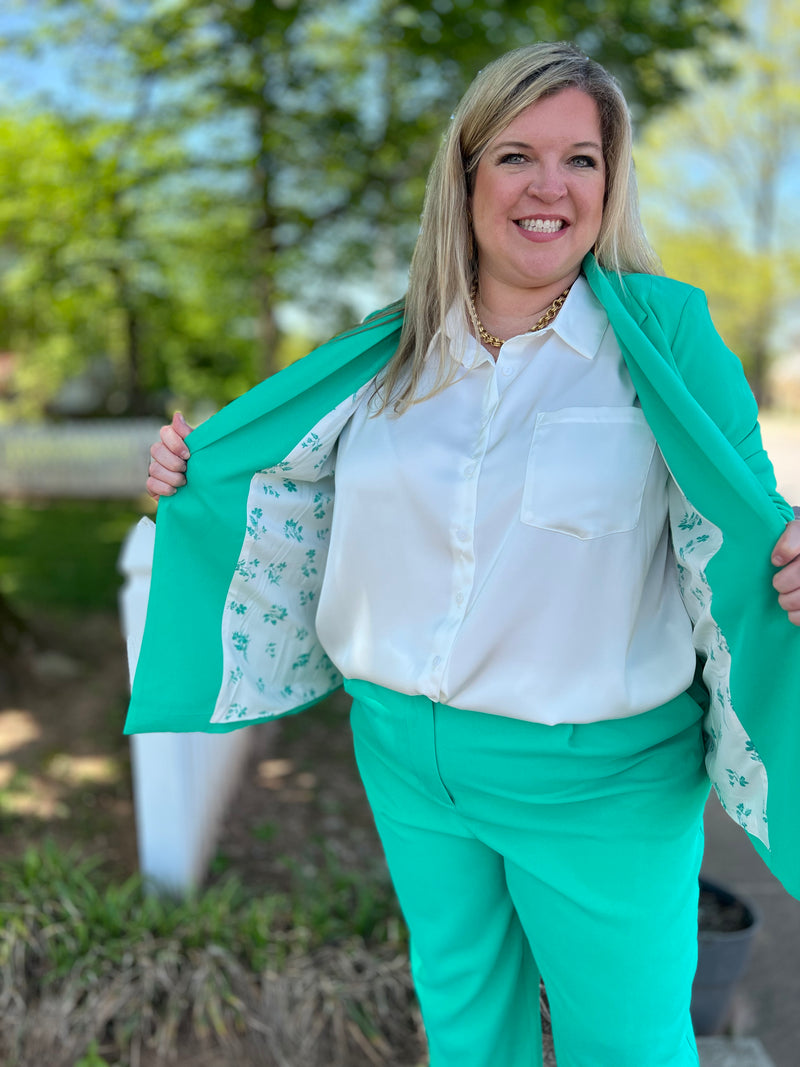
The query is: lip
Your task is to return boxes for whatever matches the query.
[515,214,568,222]
[513,216,570,242]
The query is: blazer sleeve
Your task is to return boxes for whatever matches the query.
[663,285,793,521]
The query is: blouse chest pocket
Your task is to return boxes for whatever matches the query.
[521,407,657,540]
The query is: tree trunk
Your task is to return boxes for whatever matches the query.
[252,139,282,380]
[0,592,33,696]
[248,27,285,383]
[749,333,771,407]
[124,298,146,414]
[255,231,281,381]
[110,261,148,414]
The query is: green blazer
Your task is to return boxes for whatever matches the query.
[125,253,800,898]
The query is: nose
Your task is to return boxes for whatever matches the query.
[527,165,566,203]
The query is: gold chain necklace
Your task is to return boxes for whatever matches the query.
[469,284,572,349]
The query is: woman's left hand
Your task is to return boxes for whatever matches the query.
[772,510,800,626]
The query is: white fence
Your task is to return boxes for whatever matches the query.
[0,419,162,497]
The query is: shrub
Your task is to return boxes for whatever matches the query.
[0,842,421,1067]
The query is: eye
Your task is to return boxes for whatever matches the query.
[570,154,600,169]
[497,152,527,165]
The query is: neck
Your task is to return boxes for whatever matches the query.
[476,269,580,324]
[471,272,578,353]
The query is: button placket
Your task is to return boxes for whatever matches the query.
[427,372,496,686]
[495,345,522,389]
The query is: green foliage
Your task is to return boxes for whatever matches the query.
[250,819,278,842]
[651,234,780,382]
[0,500,142,611]
[0,842,296,981]
[0,0,740,417]
[0,839,404,979]
[0,104,261,418]
[636,0,800,402]
[282,847,404,947]
[73,1041,111,1067]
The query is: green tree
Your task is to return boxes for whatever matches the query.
[1,0,741,415]
[0,104,259,417]
[637,0,800,402]
[101,0,738,360]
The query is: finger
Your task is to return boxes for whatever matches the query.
[146,471,185,500]
[771,516,800,566]
[150,439,188,474]
[160,420,191,461]
[146,477,167,501]
[146,454,185,484]
[172,411,193,445]
[777,585,800,610]
[772,558,800,594]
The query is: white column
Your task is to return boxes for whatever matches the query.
[118,517,255,893]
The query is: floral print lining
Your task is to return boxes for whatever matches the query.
[669,482,770,849]
[211,390,368,725]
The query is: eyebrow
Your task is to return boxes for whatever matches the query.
[492,139,602,151]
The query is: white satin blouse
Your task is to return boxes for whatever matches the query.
[314,277,697,725]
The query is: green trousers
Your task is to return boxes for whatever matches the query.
[346,679,710,1067]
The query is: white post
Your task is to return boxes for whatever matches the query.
[118,518,255,893]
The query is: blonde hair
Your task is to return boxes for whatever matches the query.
[378,41,661,413]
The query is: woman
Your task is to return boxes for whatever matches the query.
[137,43,800,1067]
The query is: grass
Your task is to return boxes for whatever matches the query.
[0,499,146,612]
[0,502,423,1064]
[1,844,290,976]
[0,841,419,1067]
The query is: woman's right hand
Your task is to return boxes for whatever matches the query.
[146,411,193,500]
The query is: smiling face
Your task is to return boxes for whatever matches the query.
[470,87,606,303]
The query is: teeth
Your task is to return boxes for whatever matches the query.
[517,218,564,233]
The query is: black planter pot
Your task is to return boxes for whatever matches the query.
[691,877,761,1036]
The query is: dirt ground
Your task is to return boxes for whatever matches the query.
[200,684,395,902]
[1,611,416,1066]
[0,611,139,873]
[0,607,388,896]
